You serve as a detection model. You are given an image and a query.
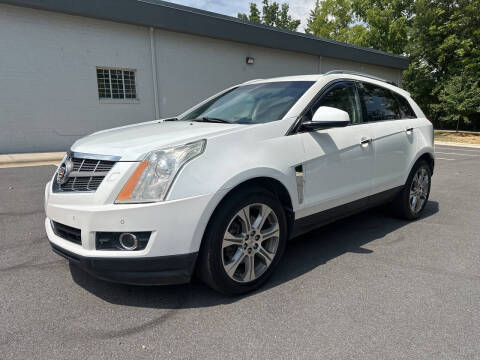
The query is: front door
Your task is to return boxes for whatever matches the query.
[297,81,375,219]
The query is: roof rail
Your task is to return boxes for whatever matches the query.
[324,70,397,86]
[242,78,264,85]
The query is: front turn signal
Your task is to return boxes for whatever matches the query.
[116,161,149,201]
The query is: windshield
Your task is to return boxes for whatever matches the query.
[181,81,314,124]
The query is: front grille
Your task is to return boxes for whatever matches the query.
[53,157,116,192]
[59,175,105,192]
[51,221,82,245]
[71,158,115,172]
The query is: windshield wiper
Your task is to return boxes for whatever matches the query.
[191,117,233,124]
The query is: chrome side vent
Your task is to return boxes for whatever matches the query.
[295,164,304,204]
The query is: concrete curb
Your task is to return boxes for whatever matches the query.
[0,152,65,168]
[435,141,480,149]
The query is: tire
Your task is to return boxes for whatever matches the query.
[197,188,287,295]
[394,160,432,220]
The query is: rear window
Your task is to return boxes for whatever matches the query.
[395,93,417,119]
[358,82,402,121]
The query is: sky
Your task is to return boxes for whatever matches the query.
[166,0,317,32]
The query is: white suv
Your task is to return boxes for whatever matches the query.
[45,72,434,295]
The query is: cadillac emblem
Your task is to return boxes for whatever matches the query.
[56,158,73,185]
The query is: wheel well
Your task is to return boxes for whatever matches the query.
[214,177,295,237]
[417,152,435,174]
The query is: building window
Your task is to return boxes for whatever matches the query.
[96,68,137,100]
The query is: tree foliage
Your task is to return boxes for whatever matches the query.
[305,0,480,130]
[238,0,301,31]
[306,0,362,44]
[405,0,480,129]
[433,74,480,130]
[306,0,414,55]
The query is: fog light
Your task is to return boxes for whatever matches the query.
[96,231,151,250]
[119,233,138,250]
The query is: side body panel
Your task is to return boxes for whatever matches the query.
[404,118,435,182]
[296,123,375,219]
[372,119,416,193]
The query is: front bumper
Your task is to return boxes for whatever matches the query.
[44,179,223,285]
[45,190,214,256]
[50,243,197,285]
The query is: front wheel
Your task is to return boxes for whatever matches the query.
[394,160,432,220]
[197,189,287,295]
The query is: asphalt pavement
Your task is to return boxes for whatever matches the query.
[1,144,479,359]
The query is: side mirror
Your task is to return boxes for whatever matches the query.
[302,106,350,130]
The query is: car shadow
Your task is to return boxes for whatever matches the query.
[70,200,439,309]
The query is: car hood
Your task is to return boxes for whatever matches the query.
[71,120,245,161]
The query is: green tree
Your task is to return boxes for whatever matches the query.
[405,0,480,128]
[433,73,480,131]
[238,2,261,24]
[305,0,366,45]
[305,0,413,55]
[238,0,301,31]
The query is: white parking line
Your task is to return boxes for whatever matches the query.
[436,157,455,161]
[435,151,480,157]
[435,147,480,153]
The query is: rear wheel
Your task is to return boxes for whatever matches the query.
[197,189,287,295]
[394,160,431,219]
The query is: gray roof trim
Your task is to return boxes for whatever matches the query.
[1,0,409,69]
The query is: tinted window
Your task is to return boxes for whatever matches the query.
[309,82,362,124]
[359,82,402,121]
[395,94,417,119]
[181,81,314,124]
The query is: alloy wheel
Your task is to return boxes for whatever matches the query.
[221,203,280,283]
[409,167,430,214]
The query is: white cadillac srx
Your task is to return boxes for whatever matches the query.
[45,71,434,295]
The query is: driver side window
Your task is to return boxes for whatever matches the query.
[308,82,362,124]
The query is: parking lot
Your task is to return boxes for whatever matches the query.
[1,144,479,359]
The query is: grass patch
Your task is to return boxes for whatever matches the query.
[434,130,480,144]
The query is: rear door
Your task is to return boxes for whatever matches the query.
[357,82,416,193]
[297,81,375,218]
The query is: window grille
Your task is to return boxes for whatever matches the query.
[96,68,137,100]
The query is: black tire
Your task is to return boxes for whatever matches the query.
[197,188,287,295]
[394,160,432,220]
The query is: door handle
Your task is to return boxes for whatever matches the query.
[360,137,372,146]
[405,127,414,134]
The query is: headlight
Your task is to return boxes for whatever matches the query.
[115,140,206,203]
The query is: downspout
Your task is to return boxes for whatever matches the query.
[150,27,160,119]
